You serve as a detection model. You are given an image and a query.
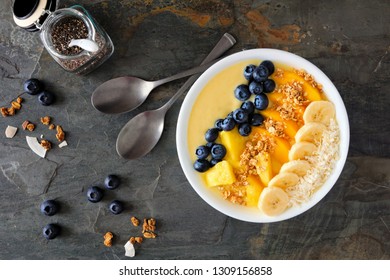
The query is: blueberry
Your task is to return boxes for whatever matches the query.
[238,123,252,136]
[42,223,61,240]
[38,90,55,106]
[205,128,219,142]
[263,79,276,93]
[252,65,269,82]
[241,101,255,115]
[193,159,211,172]
[195,145,210,159]
[109,200,124,215]
[249,81,263,95]
[226,111,234,119]
[254,93,269,110]
[87,186,104,203]
[250,113,265,126]
[234,85,251,101]
[210,158,221,167]
[232,108,249,124]
[215,119,224,131]
[260,60,275,75]
[104,174,120,190]
[206,142,215,150]
[211,144,226,160]
[221,117,236,131]
[243,64,256,80]
[24,78,43,95]
[40,200,59,216]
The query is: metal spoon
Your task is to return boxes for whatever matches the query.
[116,33,236,159]
[91,59,221,114]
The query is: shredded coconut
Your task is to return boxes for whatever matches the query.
[286,118,340,206]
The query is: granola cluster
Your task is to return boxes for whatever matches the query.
[264,118,286,138]
[295,69,323,91]
[127,217,157,247]
[103,232,114,247]
[1,97,23,117]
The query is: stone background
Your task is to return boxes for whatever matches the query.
[0,0,389,259]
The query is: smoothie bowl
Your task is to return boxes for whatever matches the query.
[176,49,349,223]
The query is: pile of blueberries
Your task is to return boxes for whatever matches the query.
[40,175,123,240]
[23,78,55,106]
[193,60,276,173]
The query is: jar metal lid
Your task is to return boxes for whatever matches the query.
[13,0,57,32]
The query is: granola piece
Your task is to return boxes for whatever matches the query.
[16,97,23,104]
[11,101,21,110]
[26,123,35,132]
[142,218,156,233]
[7,107,16,116]
[129,237,136,244]
[40,139,52,151]
[143,231,157,239]
[130,216,140,227]
[49,124,55,130]
[40,116,51,125]
[103,232,114,247]
[56,125,65,142]
[1,107,8,117]
[22,120,30,130]
[264,118,285,138]
[134,237,143,244]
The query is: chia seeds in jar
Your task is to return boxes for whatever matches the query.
[12,1,114,75]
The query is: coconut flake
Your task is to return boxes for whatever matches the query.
[5,125,18,138]
[59,140,68,148]
[26,136,47,158]
[124,241,135,257]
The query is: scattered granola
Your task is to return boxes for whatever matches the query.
[1,97,24,117]
[40,116,51,125]
[264,118,285,138]
[49,124,55,130]
[56,125,65,142]
[103,232,114,247]
[40,139,52,151]
[7,107,16,116]
[130,216,140,227]
[26,123,35,132]
[22,120,31,130]
[1,107,8,117]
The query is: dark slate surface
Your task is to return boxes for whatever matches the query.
[0,0,389,259]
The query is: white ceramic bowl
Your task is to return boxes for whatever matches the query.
[176,49,349,223]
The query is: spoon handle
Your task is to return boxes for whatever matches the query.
[160,33,236,112]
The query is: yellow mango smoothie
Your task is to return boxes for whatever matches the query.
[188,59,340,216]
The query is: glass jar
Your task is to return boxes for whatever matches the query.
[12,0,114,75]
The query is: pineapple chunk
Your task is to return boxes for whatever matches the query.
[205,160,236,187]
[219,129,247,168]
[255,152,273,186]
[246,175,264,207]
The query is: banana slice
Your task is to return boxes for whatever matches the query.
[303,101,335,125]
[268,172,299,189]
[288,141,317,160]
[280,160,311,176]
[295,122,326,144]
[258,187,289,216]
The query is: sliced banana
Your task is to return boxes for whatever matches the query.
[280,160,311,176]
[295,122,326,144]
[268,172,299,189]
[288,141,317,161]
[303,101,335,125]
[258,187,289,216]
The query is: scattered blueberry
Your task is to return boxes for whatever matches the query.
[241,101,255,115]
[24,78,43,95]
[211,144,227,160]
[263,79,276,93]
[210,158,222,167]
[232,108,249,124]
[194,159,211,172]
[250,113,265,126]
[109,200,124,215]
[40,200,59,216]
[238,123,252,136]
[254,93,269,110]
[249,81,263,95]
[38,90,55,106]
[234,85,251,101]
[205,128,219,142]
[260,60,275,75]
[195,145,210,159]
[104,174,120,190]
[221,117,236,131]
[42,223,61,240]
[87,186,104,203]
[252,65,269,82]
[243,64,256,80]
[214,119,224,131]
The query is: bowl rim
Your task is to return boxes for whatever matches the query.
[176,48,350,223]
